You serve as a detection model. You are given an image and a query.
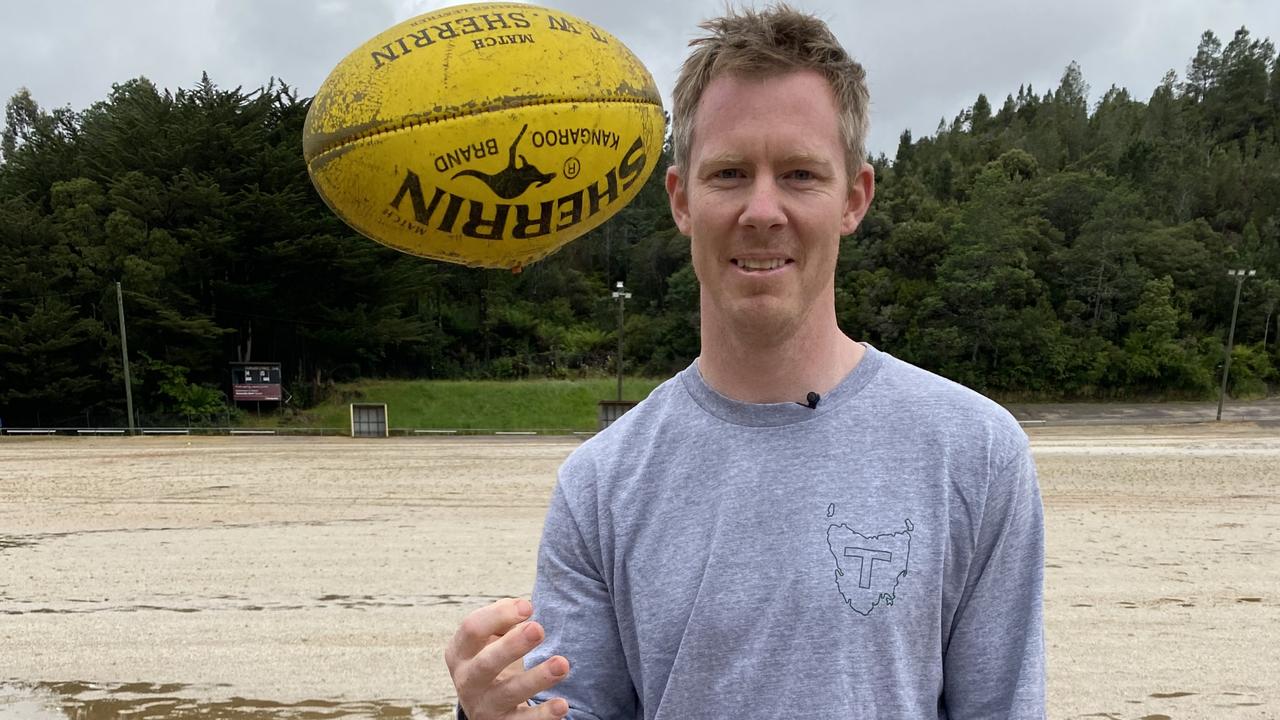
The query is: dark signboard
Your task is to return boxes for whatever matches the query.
[231,363,282,402]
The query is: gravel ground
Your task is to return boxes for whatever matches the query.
[0,426,1275,719]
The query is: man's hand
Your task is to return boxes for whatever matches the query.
[445,597,571,719]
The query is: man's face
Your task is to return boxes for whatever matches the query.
[667,69,873,345]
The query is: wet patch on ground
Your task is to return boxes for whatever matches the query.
[1080,689,1273,718]
[0,681,454,719]
[0,536,37,552]
[1,593,509,616]
[17,516,390,544]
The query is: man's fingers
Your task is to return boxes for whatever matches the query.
[445,598,571,720]
[448,597,533,665]
[515,694,570,719]
[466,619,548,688]
[495,656,571,713]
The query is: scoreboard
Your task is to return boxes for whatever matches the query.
[231,363,282,402]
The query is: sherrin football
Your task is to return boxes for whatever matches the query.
[303,3,665,270]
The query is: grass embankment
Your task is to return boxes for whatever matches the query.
[265,377,667,432]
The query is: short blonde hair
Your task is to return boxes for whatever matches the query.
[671,4,870,180]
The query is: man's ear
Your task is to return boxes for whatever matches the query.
[840,162,876,236]
[666,165,692,236]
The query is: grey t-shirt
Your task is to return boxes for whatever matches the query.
[529,345,1045,718]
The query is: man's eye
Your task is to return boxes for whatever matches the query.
[789,169,814,180]
[713,169,743,179]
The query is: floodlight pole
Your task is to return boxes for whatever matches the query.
[116,281,136,435]
[1216,269,1256,421]
[612,280,632,402]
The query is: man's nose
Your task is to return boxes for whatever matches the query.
[738,178,787,230]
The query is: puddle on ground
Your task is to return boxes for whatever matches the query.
[0,681,454,719]
[0,536,37,552]
[2,593,502,616]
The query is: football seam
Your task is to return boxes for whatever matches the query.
[306,95,662,163]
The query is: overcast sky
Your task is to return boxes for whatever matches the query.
[2,0,1277,158]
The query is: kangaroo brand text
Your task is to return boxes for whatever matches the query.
[388,137,648,241]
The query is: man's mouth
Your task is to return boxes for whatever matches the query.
[732,258,794,272]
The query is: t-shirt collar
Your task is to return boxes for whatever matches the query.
[678,343,883,427]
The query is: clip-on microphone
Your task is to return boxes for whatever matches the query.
[797,391,820,410]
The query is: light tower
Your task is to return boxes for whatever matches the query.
[1217,269,1256,421]
[612,281,632,401]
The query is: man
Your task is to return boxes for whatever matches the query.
[445,6,1045,718]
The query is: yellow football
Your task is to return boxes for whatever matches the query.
[303,2,665,270]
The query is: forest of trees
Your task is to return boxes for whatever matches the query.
[1,27,1278,426]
